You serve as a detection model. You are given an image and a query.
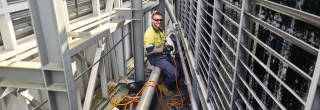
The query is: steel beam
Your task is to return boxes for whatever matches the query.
[0,98,6,110]
[17,93,28,110]
[0,88,16,99]
[99,57,108,98]
[69,19,129,56]
[113,28,125,77]
[230,0,252,109]
[0,0,17,51]
[193,0,203,70]
[207,0,225,109]
[157,0,166,32]
[83,48,102,110]
[28,0,78,109]
[114,0,121,8]
[305,52,320,110]
[131,0,144,82]
[211,0,224,109]
[142,1,159,14]
[0,1,28,15]
[69,31,107,57]
[92,0,101,16]
[0,61,44,89]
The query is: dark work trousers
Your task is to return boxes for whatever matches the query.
[147,54,182,86]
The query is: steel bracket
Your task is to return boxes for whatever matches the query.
[114,8,142,20]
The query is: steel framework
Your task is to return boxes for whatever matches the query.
[1,0,320,109]
[0,0,158,109]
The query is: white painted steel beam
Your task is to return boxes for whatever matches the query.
[0,88,16,99]
[92,0,100,16]
[305,53,320,110]
[0,98,6,110]
[17,93,28,110]
[99,57,108,98]
[0,0,17,51]
[28,0,78,109]
[0,1,28,15]
[83,48,102,110]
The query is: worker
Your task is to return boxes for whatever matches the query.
[144,10,179,96]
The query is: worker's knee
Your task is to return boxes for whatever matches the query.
[163,69,179,85]
[163,74,176,85]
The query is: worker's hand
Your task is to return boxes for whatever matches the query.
[164,42,169,47]
[163,45,173,54]
[166,45,173,51]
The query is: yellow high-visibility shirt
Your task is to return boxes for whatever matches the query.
[144,26,165,48]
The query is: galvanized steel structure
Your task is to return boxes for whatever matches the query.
[0,0,319,110]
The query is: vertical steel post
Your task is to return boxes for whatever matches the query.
[194,0,203,70]
[208,0,220,108]
[211,0,223,108]
[230,0,252,109]
[17,93,28,110]
[28,0,78,109]
[305,53,320,110]
[92,0,101,16]
[157,0,166,32]
[0,0,17,51]
[132,0,144,82]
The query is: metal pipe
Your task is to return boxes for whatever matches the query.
[164,0,177,23]
[136,67,161,110]
[164,0,199,109]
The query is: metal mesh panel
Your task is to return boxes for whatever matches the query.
[178,0,197,55]
[10,9,34,40]
[7,0,27,5]
[178,0,320,109]
[67,0,93,20]
[100,0,106,10]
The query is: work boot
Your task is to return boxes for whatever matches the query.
[159,83,174,96]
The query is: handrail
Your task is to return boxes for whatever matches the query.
[165,0,199,109]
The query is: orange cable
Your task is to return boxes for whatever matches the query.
[109,80,166,110]
[167,56,185,110]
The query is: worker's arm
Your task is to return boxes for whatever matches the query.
[145,44,163,55]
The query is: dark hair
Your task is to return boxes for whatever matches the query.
[151,10,162,19]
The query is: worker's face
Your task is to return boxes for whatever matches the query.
[152,15,163,29]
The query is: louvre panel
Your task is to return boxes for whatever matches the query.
[178,0,320,109]
[7,0,27,5]
[67,0,93,20]
[10,9,34,40]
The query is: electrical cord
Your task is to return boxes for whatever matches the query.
[109,79,166,110]
[108,55,185,110]
[167,56,185,110]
